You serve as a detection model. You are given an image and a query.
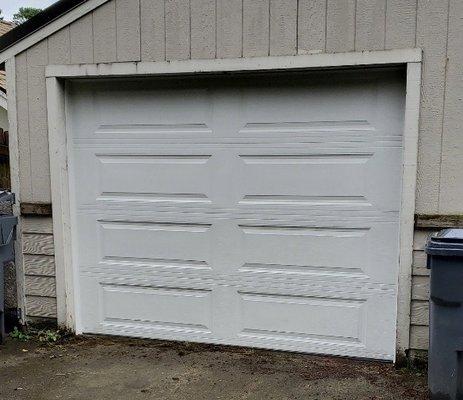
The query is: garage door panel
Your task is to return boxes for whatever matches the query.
[74,146,401,212]
[239,223,399,284]
[101,284,213,333]
[99,220,212,267]
[238,148,402,212]
[97,154,213,204]
[73,150,215,206]
[69,72,405,360]
[238,292,365,345]
[68,84,215,141]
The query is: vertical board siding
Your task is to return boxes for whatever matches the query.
[216,0,242,58]
[415,0,449,214]
[326,0,356,53]
[70,13,94,64]
[93,0,117,63]
[243,0,270,57]
[355,0,386,51]
[116,0,141,62]
[270,0,298,56]
[191,0,216,59]
[15,52,32,202]
[385,0,417,49]
[165,0,191,61]
[26,40,50,203]
[140,0,166,62]
[48,28,71,64]
[297,0,326,53]
[440,0,463,213]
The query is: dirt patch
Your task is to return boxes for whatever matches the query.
[0,335,428,400]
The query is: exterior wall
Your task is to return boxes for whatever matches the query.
[0,107,7,131]
[410,229,432,352]
[21,216,57,319]
[9,0,463,351]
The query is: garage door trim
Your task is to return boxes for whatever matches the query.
[41,50,422,356]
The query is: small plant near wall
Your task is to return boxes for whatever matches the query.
[10,326,30,342]
[37,329,61,343]
[10,326,63,344]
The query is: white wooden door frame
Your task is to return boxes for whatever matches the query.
[44,50,422,356]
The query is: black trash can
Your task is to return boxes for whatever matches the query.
[0,215,17,344]
[426,229,463,400]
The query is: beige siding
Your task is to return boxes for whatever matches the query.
[191,0,216,59]
[409,229,432,351]
[10,0,463,349]
[70,13,94,64]
[243,0,270,57]
[440,0,463,213]
[326,0,356,53]
[415,0,449,214]
[21,217,56,319]
[93,0,117,63]
[115,0,141,62]
[270,0,298,56]
[355,0,386,51]
[297,0,326,53]
[165,0,190,60]
[140,0,166,62]
[385,0,417,49]
[216,0,242,58]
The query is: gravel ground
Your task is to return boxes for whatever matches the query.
[0,335,428,400]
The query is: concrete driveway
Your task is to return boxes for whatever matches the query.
[0,336,428,400]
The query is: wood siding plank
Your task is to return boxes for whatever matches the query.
[411,275,430,301]
[415,0,449,214]
[410,325,429,350]
[243,0,270,57]
[385,0,417,49]
[24,255,56,277]
[326,0,356,53]
[165,0,190,61]
[413,266,430,277]
[355,0,386,51]
[23,234,55,256]
[93,0,117,63]
[15,52,33,202]
[116,0,141,62]
[70,13,94,63]
[216,0,242,58]
[411,300,429,326]
[22,216,53,234]
[191,0,216,59]
[26,40,50,203]
[25,276,56,297]
[413,230,431,251]
[412,250,426,268]
[440,0,463,213]
[270,0,297,56]
[48,27,71,64]
[140,0,165,61]
[297,0,326,54]
[26,296,57,318]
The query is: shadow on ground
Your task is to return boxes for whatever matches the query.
[0,335,428,400]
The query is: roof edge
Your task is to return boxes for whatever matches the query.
[0,0,88,53]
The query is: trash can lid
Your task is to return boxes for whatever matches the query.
[426,229,463,257]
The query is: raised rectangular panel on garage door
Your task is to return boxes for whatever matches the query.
[67,70,405,360]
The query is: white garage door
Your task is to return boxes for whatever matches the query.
[67,70,405,360]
